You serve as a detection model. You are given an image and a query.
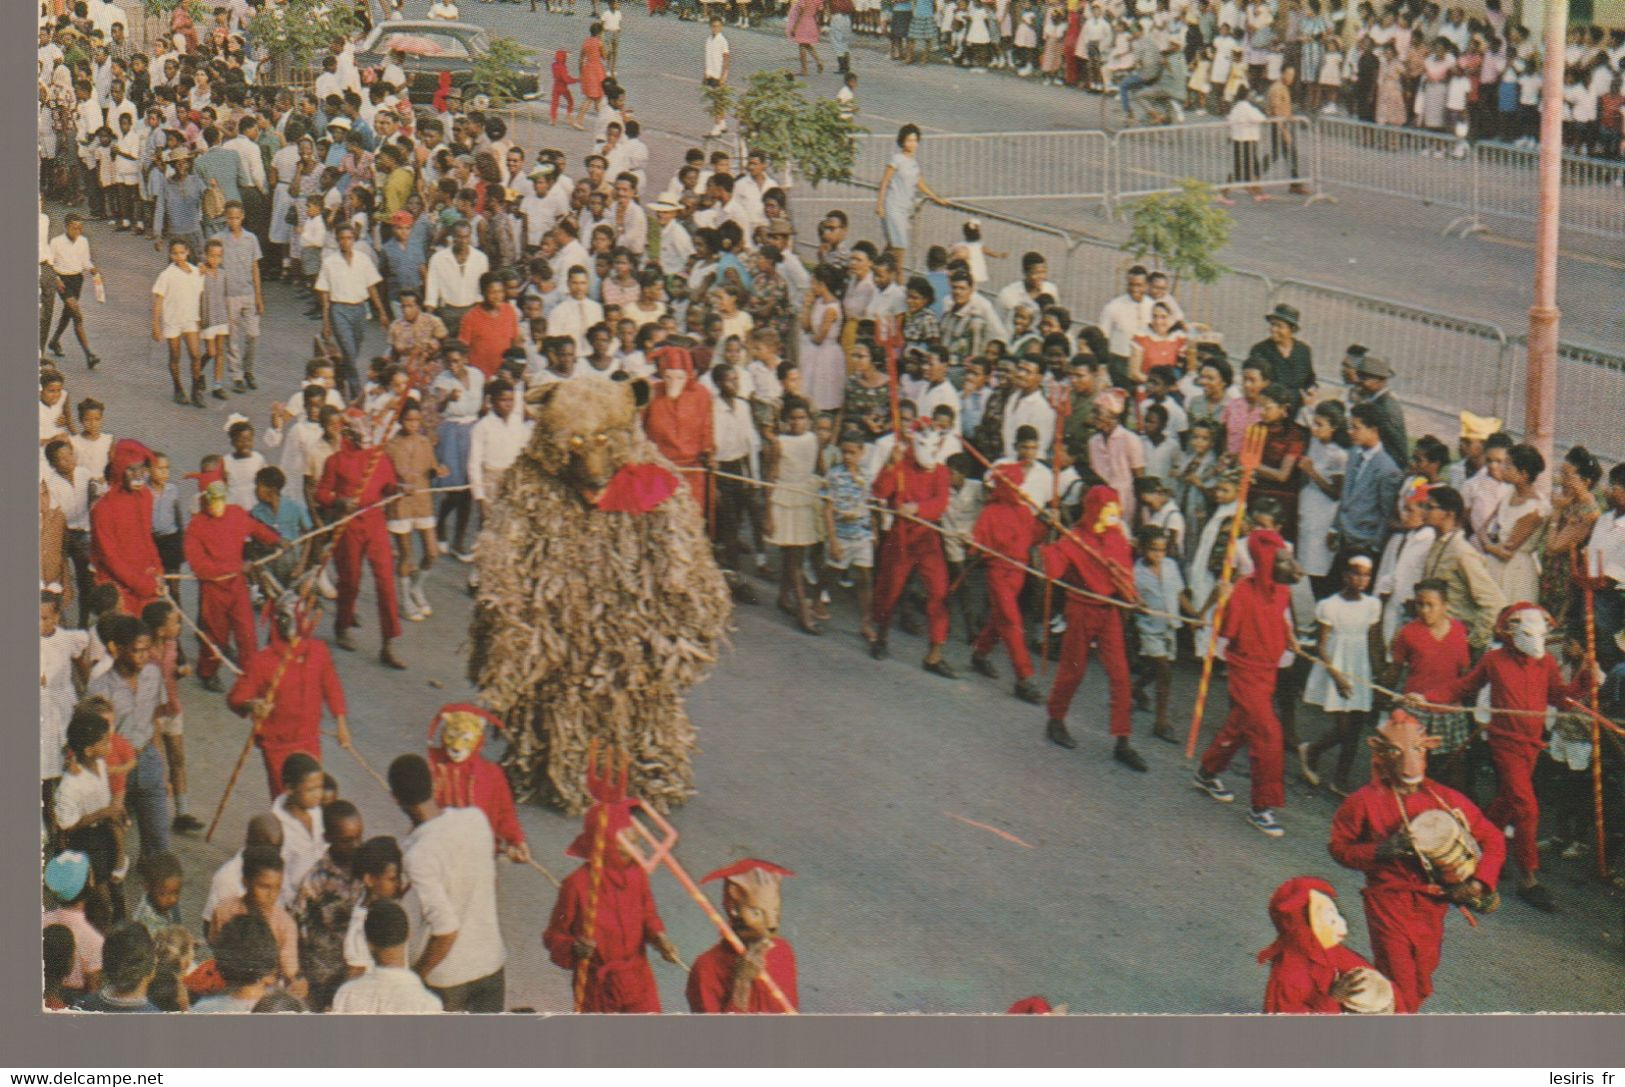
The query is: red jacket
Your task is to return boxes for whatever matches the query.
[1426,646,1590,750]
[315,445,400,527]
[91,488,162,603]
[183,507,281,582]
[227,634,347,748]
[1329,779,1506,895]
[685,938,799,1013]
[429,745,525,850]
[1258,876,1374,1014]
[643,386,715,467]
[543,861,667,1012]
[1042,484,1136,609]
[1221,530,1292,671]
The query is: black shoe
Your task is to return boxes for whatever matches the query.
[1013,678,1044,704]
[970,653,998,679]
[1113,740,1149,772]
[191,389,206,408]
[379,646,408,670]
[48,341,63,358]
[1517,882,1558,913]
[1046,718,1077,749]
[172,814,204,834]
[335,629,358,652]
[731,581,758,605]
[244,373,257,390]
[233,380,247,394]
[173,389,190,406]
[212,387,228,400]
[923,658,958,679]
[1152,724,1179,744]
[199,674,223,693]
[868,638,889,661]
[86,354,100,371]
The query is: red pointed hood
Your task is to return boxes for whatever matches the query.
[565,799,639,859]
[1257,876,1340,969]
[649,345,696,377]
[973,463,1040,559]
[1246,528,1286,606]
[1077,484,1134,578]
[107,438,153,486]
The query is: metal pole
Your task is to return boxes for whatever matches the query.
[1525,0,1566,487]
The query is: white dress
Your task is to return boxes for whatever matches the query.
[1188,498,1238,657]
[1304,592,1383,712]
[1486,492,1548,605]
[1296,438,1347,577]
[1375,525,1436,645]
[768,431,824,547]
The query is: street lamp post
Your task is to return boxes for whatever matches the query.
[1524,0,1566,477]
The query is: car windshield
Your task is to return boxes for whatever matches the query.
[469,30,491,53]
[374,30,472,59]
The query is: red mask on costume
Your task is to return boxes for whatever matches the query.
[1369,709,1440,789]
[1078,484,1134,584]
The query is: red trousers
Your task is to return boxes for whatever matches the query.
[1363,888,1447,1014]
[550,85,575,122]
[1063,12,1082,84]
[1198,660,1286,809]
[259,740,319,800]
[872,531,950,645]
[972,566,1033,681]
[334,518,402,640]
[1486,741,1541,874]
[197,579,256,680]
[1046,604,1131,734]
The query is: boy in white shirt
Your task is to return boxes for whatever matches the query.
[151,236,205,406]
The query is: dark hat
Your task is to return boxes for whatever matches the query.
[1354,354,1393,379]
[1265,303,1300,330]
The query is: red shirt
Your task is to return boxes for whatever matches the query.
[1329,778,1506,894]
[685,939,799,1013]
[227,635,347,748]
[315,445,400,528]
[459,303,519,379]
[642,386,716,466]
[90,487,162,602]
[183,506,281,582]
[1391,618,1470,695]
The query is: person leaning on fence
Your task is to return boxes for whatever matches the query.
[1219,85,1270,204]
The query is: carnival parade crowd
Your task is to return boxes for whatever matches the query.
[35,0,1625,1016]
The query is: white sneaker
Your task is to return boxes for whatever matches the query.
[317,569,339,600]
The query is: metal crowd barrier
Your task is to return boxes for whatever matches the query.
[1470,140,1625,242]
[1113,117,1321,205]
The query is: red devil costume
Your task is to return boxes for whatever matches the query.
[1043,485,1140,745]
[641,346,715,511]
[227,619,347,798]
[542,797,674,1013]
[314,437,403,643]
[426,704,526,854]
[970,463,1044,685]
[1420,602,1589,888]
[870,440,952,647]
[1258,877,1379,1014]
[89,439,164,615]
[685,859,800,1014]
[1198,529,1294,811]
[184,490,281,680]
[1329,711,1505,1013]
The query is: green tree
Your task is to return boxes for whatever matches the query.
[247,0,360,86]
[715,69,867,187]
[1120,179,1232,288]
[470,35,538,108]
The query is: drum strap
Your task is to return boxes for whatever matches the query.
[1389,788,1438,883]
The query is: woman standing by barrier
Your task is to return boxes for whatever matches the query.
[874,124,951,270]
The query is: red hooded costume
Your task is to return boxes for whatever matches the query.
[89,439,163,614]
[1198,529,1293,810]
[1329,712,1506,1013]
[1422,602,1590,878]
[227,622,347,798]
[314,439,402,641]
[1258,877,1376,1013]
[870,439,952,645]
[184,495,281,680]
[549,49,577,124]
[426,704,526,852]
[685,859,800,1014]
[642,347,715,511]
[971,464,1045,682]
[541,799,669,1013]
[1042,485,1138,735]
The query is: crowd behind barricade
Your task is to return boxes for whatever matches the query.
[35,0,1625,1016]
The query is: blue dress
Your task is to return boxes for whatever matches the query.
[882,150,921,250]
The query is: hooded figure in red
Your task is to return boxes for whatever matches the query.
[314,421,405,668]
[641,347,715,512]
[184,480,282,687]
[549,49,578,125]
[869,433,956,675]
[90,439,164,615]
[1196,529,1299,832]
[1417,602,1585,913]
[427,704,529,863]
[970,463,1046,702]
[1259,876,1389,1014]
[1329,710,1505,1013]
[542,798,682,1013]
[686,859,800,1014]
[1042,485,1146,771]
[227,596,350,798]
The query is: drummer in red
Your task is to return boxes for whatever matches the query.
[968,462,1046,705]
[1409,602,1588,914]
[1258,876,1392,1014]
[685,859,800,1014]
[1328,709,1504,1014]
[1193,529,1303,838]
[1041,484,1148,772]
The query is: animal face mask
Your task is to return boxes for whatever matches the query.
[1307,889,1347,950]
[439,712,484,763]
[1508,608,1550,660]
[1093,500,1121,535]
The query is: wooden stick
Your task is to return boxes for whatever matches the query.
[526,856,562,889]
[1185,424,1267,759]
[1581,550,1608,878]
[574,742,612,1013]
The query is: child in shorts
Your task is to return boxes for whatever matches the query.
[199,237,230,399]
[1133,526,1187,742]
[823,431,877,640]
[140,600,198,834]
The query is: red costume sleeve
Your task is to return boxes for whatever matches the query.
[184,515,243,581]
[226,648,272,717]
[914,465,949,522]
[476,760,523,847]
[638,866,667,941]
[1262,955,1325,1014]
[241,508,283,550]
[313,640,347,717]
[1426,650,1492,708]
[872,460,902,503]
[90,492,161,599]
[685,944,730,1013]
[542,869,587,972]
[1328,790,1382,872]
[313,455,342,510]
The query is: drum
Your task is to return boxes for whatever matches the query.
[1409,808,1480,885]
[1337,967,1396,1015]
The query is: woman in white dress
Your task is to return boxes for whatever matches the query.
[800,265,847,414]
[1188,469,1241,658]
[1296,400,1348,595]
[1483,443,1548,605]
[1301,555,1383,795]
[768,398,825,635]
[1374,488,1436,645]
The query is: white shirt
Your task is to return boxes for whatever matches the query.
[1097,291,1152,357]
[403,806,506,989]
[1001,389,1057,459]
[732,172,781,229]
[72,433,112,482]
[46,466,93,532]
[1228,97,1267,141]
[48,234,94,276]
[704,32,731,80]
[153,262,205,331]
[919,380,963,430]
[424,247,490,310]
[427,0,460,16]
[546,294,605,356]
[41,628,91,780]
[712,395,759,465]
[993,457,1056,508]
[1461,467,1513,549]
[332,965,443,1014]
[519,191,560,247]
[610,200,648,254]
[995,278,1062,324]
[266,416,323,479]
[203,852,245,926]
[273,793,327,912]
[659,219,694,277]
[54,760,111,830]
[1584,509,1625,585]
[315,250,383,305]
[225,133,267,191]
[468,409,533,502]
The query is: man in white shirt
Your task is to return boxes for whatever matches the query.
[46,213,101,369]
[468,380,533,514]
[390,754,506,1012]
[704,17,731,136]
[995,252,1061,325]
[653,199,693,277]
[1097,264,1152,382]
[1462,437,1514,551]
[519,166,563,249]
[315,222,386,400]
[732,151,781,230]
[609,173,648,254]
[1001,358,1057,459]
[545,266,605,356]
[265,385,330,482]
[331,900,443,1014]
[423,222,489,338]
[916,349,963,426]
[995,424,1057,508]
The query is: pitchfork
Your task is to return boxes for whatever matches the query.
[1185,424,1267,759]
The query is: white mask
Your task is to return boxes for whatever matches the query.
[1510,612,1548,660]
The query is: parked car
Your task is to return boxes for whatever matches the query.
[354,20,540,108]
